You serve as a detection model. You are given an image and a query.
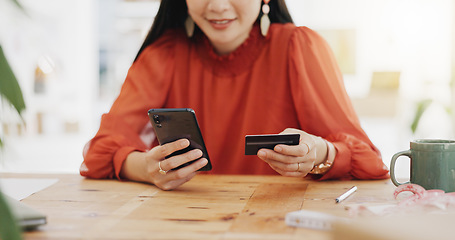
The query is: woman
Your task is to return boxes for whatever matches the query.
[80,0,389,190]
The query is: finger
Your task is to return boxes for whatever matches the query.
[299,136,316,154]
[275,143,318,162]
[274,144,307,158]
[267,163,309,178]
[258,148,301,164]
[155,139,190,159]
[264,158,300,172]
[281,171,309,178]
[156,158,208,190]
[278,129,315,155]
[263,157,313,173]
[167,158,208,180]
[279,128,300,135]
[161,149,203,171]
[157,172,198,191]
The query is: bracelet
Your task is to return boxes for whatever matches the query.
[309,139,335,175]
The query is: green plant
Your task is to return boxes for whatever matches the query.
[410,98,452,134]
[410,99,432,133]
[0,49,25,239]
[0,193,22,240]
[0,0,26,148]
[0,47,25,240]
[0,46,26,147]
[0,2,27,239]
[0,48,25,239]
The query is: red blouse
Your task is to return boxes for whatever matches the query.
[80,23,389,181]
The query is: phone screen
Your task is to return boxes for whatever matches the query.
[148,108,212,171]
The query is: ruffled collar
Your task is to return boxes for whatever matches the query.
[195,24,267,77]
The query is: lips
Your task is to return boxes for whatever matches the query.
[208,18,235,30]
[211,20,231,24]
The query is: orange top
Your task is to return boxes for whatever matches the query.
[80,23,389,181]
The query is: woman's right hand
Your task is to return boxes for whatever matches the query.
[121,139,208,190]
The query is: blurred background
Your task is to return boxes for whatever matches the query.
[0,0,454,178]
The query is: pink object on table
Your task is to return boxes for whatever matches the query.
[349,184,455,217]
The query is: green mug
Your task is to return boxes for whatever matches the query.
[390,139,455,192]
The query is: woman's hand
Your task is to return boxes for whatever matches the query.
[257,128,328,177]
[121,139,208,190]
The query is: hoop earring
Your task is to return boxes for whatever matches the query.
[260,0,271,37]
[185,15,195,38]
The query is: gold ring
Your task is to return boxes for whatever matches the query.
[158,161,168,175]
[296,163,301,172]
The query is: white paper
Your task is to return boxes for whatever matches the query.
[0,178,59,200]
[285,209,349,230]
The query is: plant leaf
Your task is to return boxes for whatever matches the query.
[0,192,23,240]
[0,45,26,115]
[410,99,432,133]
[11,0,27,14]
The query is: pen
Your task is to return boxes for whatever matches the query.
[335,186,357,203]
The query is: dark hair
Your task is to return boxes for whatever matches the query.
[134,0,293,61]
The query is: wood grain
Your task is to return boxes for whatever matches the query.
[229,183,307,234]
[0,173,397,240]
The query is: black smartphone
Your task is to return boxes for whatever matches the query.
[148,108,212,171]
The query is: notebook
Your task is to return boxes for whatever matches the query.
[3,194,47,230]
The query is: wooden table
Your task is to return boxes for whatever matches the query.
[2,173,397,240]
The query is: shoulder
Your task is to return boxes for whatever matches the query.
[267,23,296,42]
[267,24,330,59]
[128,29,189,81]
[135,29,188,63]
[293,26,329,50]
[269,23,321,40]
[269,23,328,48]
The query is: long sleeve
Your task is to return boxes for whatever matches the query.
[288,27,389,180]
[80,33,177,179]
[80,24,389,179]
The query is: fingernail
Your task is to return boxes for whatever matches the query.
[258,150,266,157]
[181,139,189,147]
[275,146,282,152]
[193,150,203,158]
[202,158,208,165]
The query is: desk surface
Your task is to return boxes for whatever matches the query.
[2,173,396,240]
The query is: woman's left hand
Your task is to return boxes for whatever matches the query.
[257,128,327,177]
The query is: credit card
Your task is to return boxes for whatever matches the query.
[245,134,300,155]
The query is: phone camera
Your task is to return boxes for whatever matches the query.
[153,114,160,124]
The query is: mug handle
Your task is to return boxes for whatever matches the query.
[390,150,411,186]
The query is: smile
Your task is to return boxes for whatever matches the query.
[208,19,235,30]
[211,20,231,24]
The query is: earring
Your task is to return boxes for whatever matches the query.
[260,0,271,37]
[185,15,195,38]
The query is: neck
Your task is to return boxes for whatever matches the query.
[210,26,254,55]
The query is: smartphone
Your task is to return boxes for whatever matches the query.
[148,108,212,171]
